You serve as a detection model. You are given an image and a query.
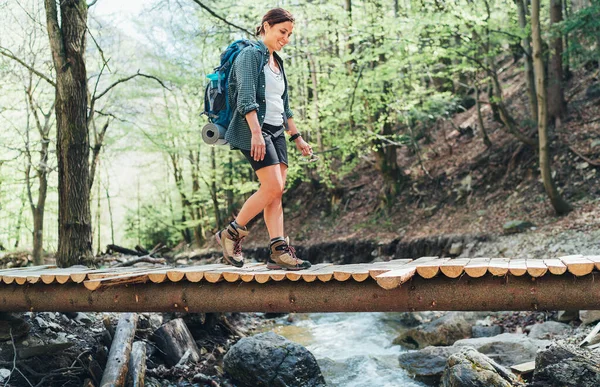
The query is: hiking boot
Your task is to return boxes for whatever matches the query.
[267,238,311,271]
[215,223,248,268]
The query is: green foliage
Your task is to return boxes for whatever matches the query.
[124,203,181,249]
[558,2,600,67]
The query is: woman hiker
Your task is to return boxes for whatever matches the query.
[215,8,313,271]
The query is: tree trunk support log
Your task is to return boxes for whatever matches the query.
[1,275,600,312]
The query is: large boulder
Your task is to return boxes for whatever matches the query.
[528,321,571,340]
[530,343,600,387]
[579,310,600,325]
[453,333,550,366]
[223,332,325,387]
[441,347,523,387]
[398,346,464,385]
[393,312,472,349]
[472,325,502,338]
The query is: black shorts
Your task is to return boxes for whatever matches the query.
[240,123,288,172]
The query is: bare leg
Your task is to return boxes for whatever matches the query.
[235,164,284,229]
[263,163,288,239]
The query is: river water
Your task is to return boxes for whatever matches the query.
[271,312,426,387]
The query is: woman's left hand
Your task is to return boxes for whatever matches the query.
[295,137,312,156]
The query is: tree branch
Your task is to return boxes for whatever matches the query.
[93,71,170,102]
[189,0,253,36]
[0,48,56,87]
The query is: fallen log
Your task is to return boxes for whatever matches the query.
[100,313,138,387]
[134,245,149,255]
[152,318,200,367]
[128,341,146,387]
[106,245,142,257]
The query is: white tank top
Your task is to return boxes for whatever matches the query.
[263,62,285,126]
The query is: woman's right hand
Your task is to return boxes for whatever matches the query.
[251,133,266,161]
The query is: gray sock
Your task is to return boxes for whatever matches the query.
[270,236,285,247]
[232,220,247,231]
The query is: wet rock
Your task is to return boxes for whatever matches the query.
[472,325,502,338]
[530,343,600,387]
[223,332,325,387]
[557,310,579,323]
[528,321,571,340]
[394,312,472,349]
[75,312,93,326]
[453,333,551,366]
[440,347,523,387]
[579,310,600,325]
[502,220,535,235]
[394,312,445,328]
[449,242,464,256]
[398,345,464,385]
[0,369,10,383]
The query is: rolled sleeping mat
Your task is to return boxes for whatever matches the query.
[201,123,228,145]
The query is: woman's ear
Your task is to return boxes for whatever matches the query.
[263,22,270,34]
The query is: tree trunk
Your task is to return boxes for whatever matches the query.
[531,0,573,215]
[344,0,356,73]
[210,147,222,231]
[548,0,567,124]
[44,0,93,267]
[25,81,51,266]
[306,51,323,152]
[475,87,492,148]
[516,0,538,121]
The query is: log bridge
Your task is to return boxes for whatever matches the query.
[1,255,599,313]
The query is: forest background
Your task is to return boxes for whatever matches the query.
[0,0,598,267]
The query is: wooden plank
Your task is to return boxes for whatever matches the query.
[178,264,231,283]
[559,255,594,276]
[1,266,58,284]
[440,258,471,278]
[0,265,56,276]
[300,265,337,283]
[84,268,173,291]
[218,263,263,283]
[253,270,286,284]
[464,258,490,278]
[239,264,278,282]
[416,258,451,279]
[488,258,510,276]
[333,264,372,282]
[509,259,527,276]
[584,255,600,270]
[38,267,94,284]
[285,264,332,281]
[526,259,548,277]
[376,257,440,289]
[86,267,152,280]
[368,259,414,279]
[543,259,567,275]
[376,267,416,290]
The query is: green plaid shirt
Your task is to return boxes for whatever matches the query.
[225,40,294,150]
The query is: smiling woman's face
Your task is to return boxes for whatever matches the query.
[263,21,294,52]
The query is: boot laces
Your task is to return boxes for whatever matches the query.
[284,244,298,263]
[233,236,245,256]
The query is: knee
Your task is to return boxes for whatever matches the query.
[262,185,284,203]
